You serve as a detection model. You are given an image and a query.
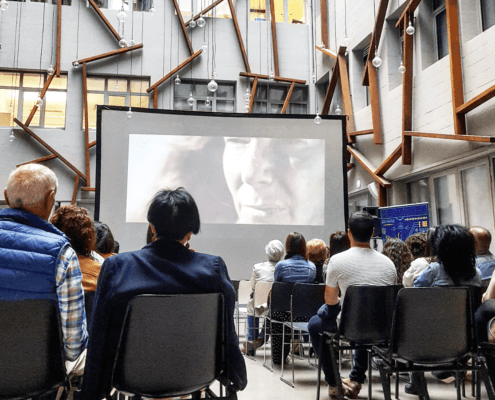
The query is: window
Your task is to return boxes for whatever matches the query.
[252,83,308,114]
[86,75,149,129]
[363,46,370,106]
[250,0,305,23]
[93,0,152,11]
[348,190,377,214]
[174,80,235,112]
[481,0,495,31]
[0,70,67,128]
[175,0,231,20]
[433,0,449,60]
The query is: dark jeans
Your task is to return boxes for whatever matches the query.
[475,300,495,385]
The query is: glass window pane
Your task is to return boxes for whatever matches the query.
[87,93,104,129]
[50,75,68,90]
[197,100,212,112]
[482,0,495,31]
[44,91,66,128]
[462,165,492,228]
[108,96,126,106]
[131,95,149,108]
[434,173,460,225]
[269,86,287,101]
[407,179,430,204]
[433,0,446,9]
[252,102,267,113]
[256,85,267,100]
[216,100,234,112]
[270,103,283,113]
[215,1,231,18]
[289,103,307,114]
[216,84,234,98]
[288,0,305,23]
[250,0,266,20]
[0,72,20,87]
[108,79,127,93]
[436,10,449,60]
[23,73,44,89]
[175,83,191,98]
[22,92,41,126]
[195,83,208,98]
[291,87,307,102]
[0,89,18,127]
[88,78,105,91]
[130,79,149,93]
[174,97,192,111]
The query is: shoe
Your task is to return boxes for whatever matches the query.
[489,317,495,343]
[242,337,264,354]
[432,370,456,384]
[342,378,362,399]
[328,384,344,399]
[292,339,300,355]
[405,382,420,395]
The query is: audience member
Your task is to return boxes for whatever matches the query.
[81,188,247,399]
[243,239,284,355]
[323,231,350,279]
[146,224,154,244]
[403,228,437,287]
[271,232,316,365]
[382,237,412,284]
[113,240,120,253]
[470,226,495,280]
[308,211,397,399]
[51,206,104,293]
[93,221,117,259]
[0,164,88,377]
[307,238,327,283]
[405,231,427,260]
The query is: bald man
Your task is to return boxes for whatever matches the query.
[1,164,88,374]
[470,226,495,280]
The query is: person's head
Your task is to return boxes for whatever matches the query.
[4,164,58,221]
[405,232,427,260]
[306,239,327,264]
[469,226,492,255]
[222,137,324,225]
[147,187,200,242]
[348,211,375,244]
[50,205,96,256]
[328,231,351,258]
[284,232,307,260]
[382,238,412,284]
[93,221,115,254]
[146,224,154,244]
[265,239,285,262]
[436,224,476,284]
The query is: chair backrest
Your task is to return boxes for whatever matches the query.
[231,280,240,302]
[290,283,325,319]
[238,280,251,306]
[270,282,295,314]
[391,287,471,364]
[481,279,490,295]
[339,285,401,344]
[0,299,66,399]
[84,291,95,326]
[112,293,224,398]
[253,281,273,308]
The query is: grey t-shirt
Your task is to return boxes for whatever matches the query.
[326,247,398,302]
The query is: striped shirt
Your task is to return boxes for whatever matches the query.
[326,247,397,302]
[55,244,89,361]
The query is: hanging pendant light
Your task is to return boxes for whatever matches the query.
[36,96,43,107]
[314,113,321,125]
[207,78,218,92]
[47,64,55,76]
[187,91,195,106]
[117,9,127,23]
[335,104,342,115]
[0,0,9,11]
[73,61,80,69]
[312,72,316,84]
[119,38,128,48]
[205,96,211,107]
[343,34,350,47]
[372,49,382,68]
[175,75,181,85]
[244,86,251,102]
[201,42,208,53]
[268,70,274,81]
[190,19,196,28]
[149,0,155,15]
[9,130,15,142]
[126,107,133,118]
[406,19,415,35]
[398,61,406,74]
[197,14,206,28]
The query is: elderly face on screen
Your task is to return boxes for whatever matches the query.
[222,137,325,225]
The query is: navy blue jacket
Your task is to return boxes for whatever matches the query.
[81,238,247,400]
[0,208,68,302]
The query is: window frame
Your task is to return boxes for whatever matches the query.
[251,82,308,114]
[480,0,495,31]
[173,79,236,112]
[432,0,449,60]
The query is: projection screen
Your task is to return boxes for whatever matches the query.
[96,106,348,279]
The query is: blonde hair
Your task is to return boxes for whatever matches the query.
[5,164,58,209]
[307,238,327,264]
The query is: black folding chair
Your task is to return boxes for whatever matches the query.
[374,287,495,400]
[0,299,67,400]
[316,285,401,400]
[111,293,236,399]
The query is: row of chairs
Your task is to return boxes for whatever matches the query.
[317,285,495,400]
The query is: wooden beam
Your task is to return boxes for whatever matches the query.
[402,18,413,165]
[82,62,90,186]
[81,187,96,192]
[227,0,251,72]
[87,0,122,42]
[320,0,329,49]
[25,73,56,127]
[153,90,158,109]
[395,0,422,28]
[316,45,337,59]
[71,175,80,205]
[56,0,62,77]
[321,60,340,115]
[368,59,383,144]
[456,84,495,115]
[239,72,306,84]
[74,44,143,66]
[171,0,194,55]
[347,163,354,171]
[147,50,203,93]
[89,140,96,148]
[375,144,403,176]
[377,183,387,207]
[248,77,258,113]
[362,0,390,86]
[185,0,225,26]
[446,0,466,135]
[404,131,495,143]
[16,155,57,167]
[268,0,279,77]
[14,118,87,182]
[281,82,295,114]
[347,145,392,188]
[338,53,354,134]
[349,129,373,137]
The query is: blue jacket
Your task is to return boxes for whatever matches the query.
[81,238,247,400]
[274,254,317,283]
[0,208,68,302]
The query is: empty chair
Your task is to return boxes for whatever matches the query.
[111,293,236,399]
[235,280,251,337]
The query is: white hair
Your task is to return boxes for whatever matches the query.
[5,164,58,209]
[265,239,284,262]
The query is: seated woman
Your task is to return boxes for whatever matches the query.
[271,232,316,365]
[323,231,350,280]
[244,239,284,355]
[403,228,436,287]
[307,238,327,284]
[93,221,117,259]
[81,188,247,399]
[382,237,412,284]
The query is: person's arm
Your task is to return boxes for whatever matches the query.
[249,266,256,291]
[324,285,340,305]
[56,245,89,361]
[483,269,495,302]
[413,264,435,287]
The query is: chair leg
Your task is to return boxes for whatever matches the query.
[417,372,430,400]
[329,342,344,400]
[367,350,372,400]
[455,371,462,400]
[316,334,322,400]
[377,365,392,400]
[479,356,495,400]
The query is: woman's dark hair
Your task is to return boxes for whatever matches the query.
[426,226,439,261]
[285,232,307,260]
[404,232,427,260]
[382,237,412,284]
[146,225,154,244]
[147,187,200,241]
[50,205,96,256]
[329,231,351,258]
[435,224,476,285]
[93,221,115,254]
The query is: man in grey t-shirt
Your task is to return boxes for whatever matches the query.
[308,211,397,399]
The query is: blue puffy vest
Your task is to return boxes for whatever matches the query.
[0,208,69,301]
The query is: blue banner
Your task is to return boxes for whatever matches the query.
[379,203,429,242]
